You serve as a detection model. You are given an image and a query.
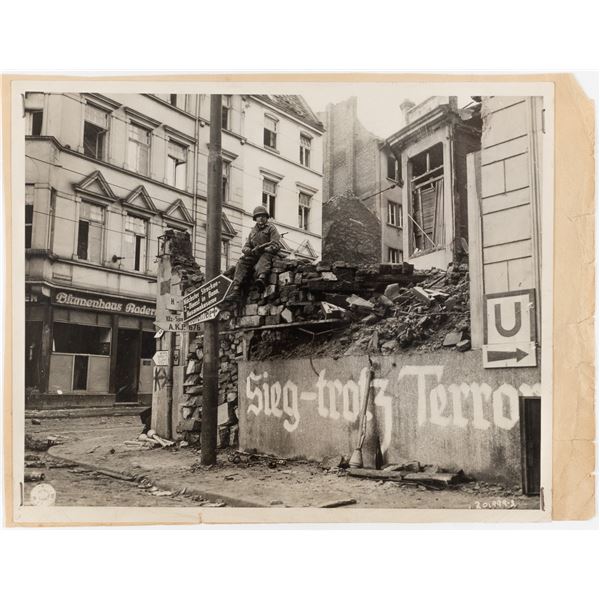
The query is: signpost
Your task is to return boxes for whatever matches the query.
[483,290,537,368]
[183,274,232,323]
[154,312,205,332]
[152,350,170,366]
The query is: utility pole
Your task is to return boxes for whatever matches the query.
[201,95,223,465]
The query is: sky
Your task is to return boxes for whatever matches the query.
[301,87,473,138]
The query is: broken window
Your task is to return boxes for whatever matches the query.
[124,214,147,273]
[166,140,188,188]
[25,184,34,249]
[83,104,109,160]
[128,122,151,175]
[409,143,444,253]
[299,134,311,167]
[222,95,232,130]
[388,247,402,264]
[387,200,401,227]
[262,178,277,219]
[387,155,398,181]
[264,115,278,149]
[26,109,43,136]
[298,192,311,231]
[77,202,104,262]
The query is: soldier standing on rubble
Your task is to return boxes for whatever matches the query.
[228,205,281,300]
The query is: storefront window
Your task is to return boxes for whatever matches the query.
[141,331,155,360]
[53,323,111,355]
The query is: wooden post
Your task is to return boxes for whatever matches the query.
[201,95,223,465]
[466,151,484,348]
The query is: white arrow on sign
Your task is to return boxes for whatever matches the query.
[152,350,170,366]
[188,306,220,325]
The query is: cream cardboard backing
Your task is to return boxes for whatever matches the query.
[2,73,595,525]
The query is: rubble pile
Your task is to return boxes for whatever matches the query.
[177,334,241,445]
[233,260,471,360]
[176,257,471,442]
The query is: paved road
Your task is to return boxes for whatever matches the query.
[23,416,207,507]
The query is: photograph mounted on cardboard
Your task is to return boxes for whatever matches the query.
[7,78,557,524]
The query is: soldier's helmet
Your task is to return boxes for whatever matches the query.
[252,205,270,220]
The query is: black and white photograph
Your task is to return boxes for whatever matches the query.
[9,79,557,523]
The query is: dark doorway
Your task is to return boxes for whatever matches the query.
[25,321,43,389]
[519,396,541,496]
[115,329,141,403]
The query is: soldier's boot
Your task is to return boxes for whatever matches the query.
[255,273,268,292]
[227,282,241,301]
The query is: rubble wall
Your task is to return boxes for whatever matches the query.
[239,351,540,484]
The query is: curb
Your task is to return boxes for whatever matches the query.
[47,444,267,509]
[26,406,146,420]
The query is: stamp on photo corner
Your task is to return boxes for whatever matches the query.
[30,483,57,507]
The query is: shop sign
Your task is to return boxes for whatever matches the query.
[52,289,156,317]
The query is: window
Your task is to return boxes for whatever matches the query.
[387,200,402,227]
[141,331,156,360]
[409,143,444,252]
[128,123,151,175]
[77,202,104,262]
[388,247,402,264]
[26,110,43,136]
[262,179,277,219]
[221,240,230,271]
[83,104,109,160]
[166,140,188,189]
[299,134,311,167]
[124,214,147,272]
[222,160,231,202]
[298,192,311,231]
[263,115,278,149]
[25,185,34,249]
[170,94,179,107]
[222,95,232,130]
[387,155,398,181]
[53,323,111,355]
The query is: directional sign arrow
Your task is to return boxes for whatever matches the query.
[487,348,528,363]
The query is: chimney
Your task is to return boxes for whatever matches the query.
[400,99,416,125]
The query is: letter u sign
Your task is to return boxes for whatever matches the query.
[485,290,536,346]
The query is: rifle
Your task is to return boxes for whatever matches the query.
[248,232,288,255]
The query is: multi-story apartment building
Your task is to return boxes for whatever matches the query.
[24,92,323,408]
[319,97,404,264]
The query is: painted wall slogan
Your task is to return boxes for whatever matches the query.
[239,352,541,483]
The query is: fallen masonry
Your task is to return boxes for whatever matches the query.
[176,256,471,447]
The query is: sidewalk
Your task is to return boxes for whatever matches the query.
[27,406,146,419]
[46,417,539,509]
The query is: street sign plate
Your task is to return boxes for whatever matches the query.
[155,312,204,332]
[483,290,536,369]
[152,350,170,366]
[183,274,232,323]
[188,306,220,325]
[483,342,537,369]
[167,295,183,311]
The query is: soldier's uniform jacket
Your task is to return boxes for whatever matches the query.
[242,222,281,254]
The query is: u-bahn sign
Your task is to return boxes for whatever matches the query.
[183,274,232,323]
[483,289,537,369]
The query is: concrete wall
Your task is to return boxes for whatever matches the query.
[239,351,541,484]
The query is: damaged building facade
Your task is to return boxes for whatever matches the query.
[235,95,544,489]
[24,92,324,409]
[319,98,404,264]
